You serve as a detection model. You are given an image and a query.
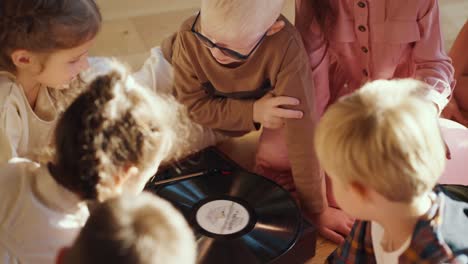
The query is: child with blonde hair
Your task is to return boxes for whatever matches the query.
[315,79,468,263]
[56,193,197,264]
[0,0,101,162]
[136,0,353,242]
[0,61,186,263]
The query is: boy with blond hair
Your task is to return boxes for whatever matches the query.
[136,0,353,242]
[315,79,468,263]
[56,193,197,264]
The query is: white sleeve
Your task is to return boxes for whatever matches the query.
[133,47,174,95]
[80,57,116,83]
[0,104,23,163]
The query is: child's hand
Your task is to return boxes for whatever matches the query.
[442,99,468,127]
[309,206,354,244]
[253,93,303,129]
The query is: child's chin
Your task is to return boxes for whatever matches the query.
[60,77,78,89]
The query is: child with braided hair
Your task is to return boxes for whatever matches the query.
[0,0,102,163]
[0,61,187,264]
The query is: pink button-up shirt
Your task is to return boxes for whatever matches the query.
[296,0,455,116]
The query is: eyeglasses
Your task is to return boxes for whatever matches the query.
[191,11,267,61]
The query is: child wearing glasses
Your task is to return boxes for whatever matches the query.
[134,0,353,242]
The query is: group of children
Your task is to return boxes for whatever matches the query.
[0,0,467,263]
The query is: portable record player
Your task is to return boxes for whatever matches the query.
[145,147,317,264]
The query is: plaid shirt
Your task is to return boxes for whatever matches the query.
[327,190,468,263]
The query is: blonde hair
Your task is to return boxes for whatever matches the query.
[64,193,197,264]
[201,0,284,38]
[49,60,192,201]
[315,79,446,202]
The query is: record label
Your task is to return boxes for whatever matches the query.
[196,200,250,235]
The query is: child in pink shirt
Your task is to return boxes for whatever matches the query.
[295,0,455,116]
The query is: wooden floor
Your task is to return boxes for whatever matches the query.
[91,1,467,263]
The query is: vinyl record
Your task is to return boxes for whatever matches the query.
[155,170,302,264]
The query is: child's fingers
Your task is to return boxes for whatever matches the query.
[444,139,451,160]
[273,108,303,119]
[339,222,352,236]
[269,96,300,107]
[319,228,345,244]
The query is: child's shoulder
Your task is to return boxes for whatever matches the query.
[263,15,307,57]
[406,189,468,262]
[0,159,38,205]
[439,189,468,253]
[176,13,198,34]
[258,15,309,66]
[0,74,25,110]
[0,73,21,95]
[0,159,38,182]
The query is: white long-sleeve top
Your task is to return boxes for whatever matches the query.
[0,159,89,264]
[0,73,58,163]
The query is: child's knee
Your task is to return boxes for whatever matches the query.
[256,128,290,169]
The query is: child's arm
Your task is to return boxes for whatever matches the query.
[274,38,324,214]
[414,0,455,113]
[277,36,355,243]
[253,93,303,129]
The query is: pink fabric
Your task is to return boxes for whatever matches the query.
[255,129,338,207]
[254,128,299,202]
[439,119,468,185]
[295,0,455,116]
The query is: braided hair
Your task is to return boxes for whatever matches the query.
[49,61,185,201]
[0,0,101,73]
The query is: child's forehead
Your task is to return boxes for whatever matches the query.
[52,37,95,58]
[200,14,266,45]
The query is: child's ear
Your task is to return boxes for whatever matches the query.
[115,166,139,188]
[266,20,286,36]
[10,50,35,70]
[350,181,369,200]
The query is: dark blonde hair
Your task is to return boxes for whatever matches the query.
[0,0,102,73]
[315,79,446,202]
[64,193,196,264]
[48,61,186,201]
